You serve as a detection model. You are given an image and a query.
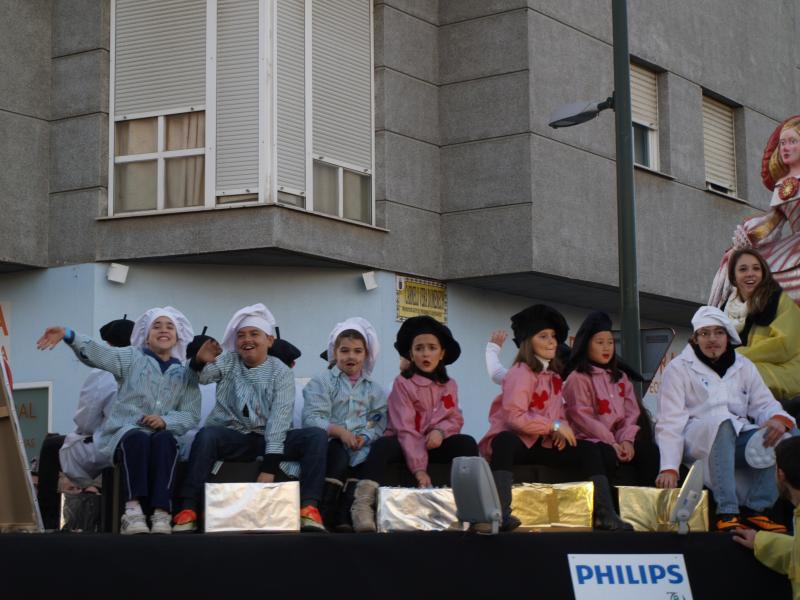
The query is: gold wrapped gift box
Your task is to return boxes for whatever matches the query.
[511,482,594,528]
[617,486,709,532]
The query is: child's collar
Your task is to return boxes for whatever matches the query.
[143,348,181,373]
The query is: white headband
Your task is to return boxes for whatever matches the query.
[326,317,380,375]
[691,306,742,345]
[130,306,194,361]
[221,303,277,352]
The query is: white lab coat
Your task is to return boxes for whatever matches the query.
[655,344,793,487]
[59,369,117,487]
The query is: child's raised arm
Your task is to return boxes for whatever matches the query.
[37,327,133,379]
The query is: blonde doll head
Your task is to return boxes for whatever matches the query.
[768,117,800,185]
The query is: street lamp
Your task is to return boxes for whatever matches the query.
[547,0,642,380]
[548,97,613,129]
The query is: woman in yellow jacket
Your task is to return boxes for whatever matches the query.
[734,436,800,599]
[722,248,800,408]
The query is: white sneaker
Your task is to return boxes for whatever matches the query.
[120,513,149,535]
[150,511,173,535]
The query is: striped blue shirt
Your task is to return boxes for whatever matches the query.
[68,333,201,463]
[302,366,387,466]
[200,352,297,474]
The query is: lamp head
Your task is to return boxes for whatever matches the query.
[548,96,614,129]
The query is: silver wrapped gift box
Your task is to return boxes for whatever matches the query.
[377,487,458,532]
[204,481,300,533]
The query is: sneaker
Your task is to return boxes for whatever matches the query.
[172,509,198,533]
[743,514,788,533]
[715,514,743,532]
[120,513,149,535]
[300,505,327,532]
[150,511,173,535]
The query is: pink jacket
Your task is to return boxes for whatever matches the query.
[478,363,565,459]
[563,367,640,445]
[385,374,464,474]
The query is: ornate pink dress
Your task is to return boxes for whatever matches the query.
[710,182,800,305]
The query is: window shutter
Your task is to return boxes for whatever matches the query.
[630,64,658,128]
[114,0,206,116]
[277,0,306,192]
[703,96,737,193]
[215,0,260,194]
[312,0,372,170]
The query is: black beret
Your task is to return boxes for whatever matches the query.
[269,339,302,367]
[394,316,461,365]
[510,304,568,347]
[99,318,134,348]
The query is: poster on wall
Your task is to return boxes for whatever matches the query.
[13,387,51,465]
[396,276,447,323]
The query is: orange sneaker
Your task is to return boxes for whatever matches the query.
[715,514,743,531]
[173,509,198,533]
[300,505,326,532]
[743,514,788,533]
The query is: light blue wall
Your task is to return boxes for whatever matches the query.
[0,263,690,441]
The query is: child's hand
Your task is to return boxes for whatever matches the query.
[415,471,432,488]
[619,441,635,462]
[655,471,678,489]
[426,429,444,450]
[257,472,275,483]
[195,339,222,365]
[612,443,625,461]
[489,330,508,347]
[731,527,756,550]
[354,435,367,450]
[553,423,576,448]
[339,429,360,450]
[140,415,166,430]
[37,327,66,350]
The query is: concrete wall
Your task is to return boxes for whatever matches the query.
[0,0,51,267]
[2,0,797,323]
[436,0,799,308]
[0,262,687,442]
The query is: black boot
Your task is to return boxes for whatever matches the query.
[492,470,521,532]
[335,479,357,533]
[320,478,343,530]
[591,475,633,531]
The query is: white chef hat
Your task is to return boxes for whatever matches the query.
[326,317,380,375]
[130,306,195,361]
[221,303,277,352]
[691,306,742,345]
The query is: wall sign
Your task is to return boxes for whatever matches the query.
[568,554,693,600]
[396,276,447,323]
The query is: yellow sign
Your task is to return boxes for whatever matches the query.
[396,276,447,323]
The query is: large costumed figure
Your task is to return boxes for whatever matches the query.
[709,115,800,406]
[710,115,800,304]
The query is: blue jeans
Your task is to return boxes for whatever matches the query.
[178,425,327,510]
[707,421,777,514]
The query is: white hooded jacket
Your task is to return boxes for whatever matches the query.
[655,344,793,484]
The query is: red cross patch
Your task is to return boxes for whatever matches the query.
[531,390,549,410]
[597,399,611,415]
[442,394,455,409]
[552,376,562,396]
[414,412,422,432]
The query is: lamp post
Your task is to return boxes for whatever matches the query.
[548,0,642,377]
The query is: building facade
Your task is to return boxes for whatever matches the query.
[1,0,797,443]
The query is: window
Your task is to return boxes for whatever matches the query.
[114,112,205,213]
[630,64,659,170]
[702,95,737,195]
[313,158,371,223]
[110,0,375,224]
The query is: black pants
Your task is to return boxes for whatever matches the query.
[358,434,478,483]
[489,431,604,477]
[595,438,661,486]
[37,434,66,529]
[326,439,358,482]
